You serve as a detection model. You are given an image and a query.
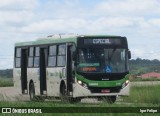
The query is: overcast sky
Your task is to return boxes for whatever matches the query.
[0,0,160,69]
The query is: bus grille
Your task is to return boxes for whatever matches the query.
[88,86,121,93]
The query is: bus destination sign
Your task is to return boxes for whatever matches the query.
[93,39,110,44]
[84,38,121,45]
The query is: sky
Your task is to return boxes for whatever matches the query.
[0,0,160,69]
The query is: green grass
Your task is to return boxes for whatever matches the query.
[130,77,160,82]
[0,101,159,116]
[0,77,13,87]
[121,85,160,104]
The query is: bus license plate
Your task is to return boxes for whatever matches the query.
[101,89,110,93]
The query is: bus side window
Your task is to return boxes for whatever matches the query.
[57,44,66,66]
[15,48,21,68]
[34,47,40,67]
[48,45,57,67]
[28,57,33,67]
[28,47,34,67]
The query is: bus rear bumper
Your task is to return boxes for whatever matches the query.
[72,83,130,98]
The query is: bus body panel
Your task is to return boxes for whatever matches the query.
[119,83,130,96]
[46,67,66,96]
[13,68,21,94]
[27,68,40,95]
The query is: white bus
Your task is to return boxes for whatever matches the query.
[13,34,131,103]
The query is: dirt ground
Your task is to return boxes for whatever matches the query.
[0,87,30,101]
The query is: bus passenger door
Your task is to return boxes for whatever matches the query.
[40,48,47,95]
[21,49,28,94]
[66,44,75,95]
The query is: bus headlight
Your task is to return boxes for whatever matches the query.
[122,80,129,88]
[77,80,88,89]
[77,80,82,85]
[125,80,129,86]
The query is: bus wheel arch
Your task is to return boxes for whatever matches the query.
[29,80,35,100]
[107,96,116,104]
[60,80,68,102]
[60,80,67,96]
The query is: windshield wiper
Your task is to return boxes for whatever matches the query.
[108,48,116,65]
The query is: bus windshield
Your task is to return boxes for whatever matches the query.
[77,48,128,73]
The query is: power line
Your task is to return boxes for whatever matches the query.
[0,31,53,35]
[0,55,13,56]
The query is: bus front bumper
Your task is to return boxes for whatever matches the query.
[72,82,130,98]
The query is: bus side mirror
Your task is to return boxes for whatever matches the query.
[128,50,131,59]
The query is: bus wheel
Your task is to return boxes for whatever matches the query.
[70,98,81,103]
[106,96,116,104]
[60,84,67,102]
[98,96,116,104]
[29,83,35,101]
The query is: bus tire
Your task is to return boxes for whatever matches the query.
[106,96,116,104]
[70,98,81,103]
[98,96,116,104]
[29,83,35,101]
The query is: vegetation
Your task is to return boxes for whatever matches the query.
[130,77,160,82]
[0,77,13,87]
[0,69,12,78]
[129,58,160,76]
[121,85,160,104]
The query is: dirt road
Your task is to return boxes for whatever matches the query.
[0,87,29,101]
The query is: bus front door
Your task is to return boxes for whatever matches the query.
[66,44,74,95]
[21,49,28,94]
[40,48,47,95]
